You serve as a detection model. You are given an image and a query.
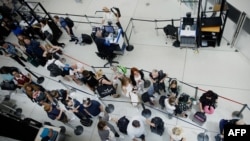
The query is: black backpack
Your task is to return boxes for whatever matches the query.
[117,116,129,134]
[159,95,167,109]
[64,17,74,28]
[47,60,63,77]
[150,117,165,136]
[81,34,93,44]
[111,7,121,18]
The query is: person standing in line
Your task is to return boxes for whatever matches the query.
[53,15,78,43]
[40,19,65,48]
[0,41,27,67]
[127,115,155,141]
[130,67,145,94]
[169,126,187,141]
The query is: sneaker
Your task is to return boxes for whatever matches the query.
[119,135,124,139]
[113,94,120,98]
[75,39,79,44]
[115,132,119,137]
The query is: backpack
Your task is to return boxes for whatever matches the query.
[111,7,121,18]
[47,60,63,77]
[150,117,165,136]
[81,34,93,44]
[64,17,74,28]
[117,116,129,134]
[159,95,167,109]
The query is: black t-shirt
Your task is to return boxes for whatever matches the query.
[85,71,98,88]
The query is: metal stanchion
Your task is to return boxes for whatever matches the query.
[65,123,84,135]
[197,130,209,141]
[141,103,151,118]
[25,68,45,84]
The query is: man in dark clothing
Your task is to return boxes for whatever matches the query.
[23,37,47,66]
[53,15,78,43]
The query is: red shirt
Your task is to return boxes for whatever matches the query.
[14,73,30,85]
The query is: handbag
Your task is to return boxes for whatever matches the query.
[96,78,115,98]
[1,80,17,90]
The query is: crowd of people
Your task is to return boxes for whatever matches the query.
[0,4,248,141]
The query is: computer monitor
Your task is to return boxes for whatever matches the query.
[183,17,194,26]
[104,25,115,34]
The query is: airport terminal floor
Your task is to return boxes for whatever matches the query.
[0,0,250,141]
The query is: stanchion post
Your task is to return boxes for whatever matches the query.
[65,122,84,135]
[232,104,247,119]
[141,103,151,118]
[197,129,209,141]
[25,68,45,84]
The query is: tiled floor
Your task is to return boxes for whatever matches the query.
[1,0,250,141]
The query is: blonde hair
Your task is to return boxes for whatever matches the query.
[172,127,182,136]
[96,69,103,79]
[168,95,176,104]
[43,103,51,112]
[102,6,110,12]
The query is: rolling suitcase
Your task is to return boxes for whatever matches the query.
[150,116,165,136]
[159,95,167,109]
[192,111,206,126]
[117,116,130,134]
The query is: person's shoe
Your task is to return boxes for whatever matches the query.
[115,132,120,137]
[75,39,79,44]
[113,94,120,98]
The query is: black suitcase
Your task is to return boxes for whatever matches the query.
[117,116,129,134]
[150,116,164,136]
[159,95,167,109]
[0,80,17,90]
[192,111,206,126]
[141,92,154,105]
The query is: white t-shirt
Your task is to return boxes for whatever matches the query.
[45,58,65,69]
[69,62,84,78]
[127,116,146,139]
[164,98,176,114]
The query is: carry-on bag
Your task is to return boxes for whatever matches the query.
[150,116,165,136]
[192,111,207,126]
[117,116,130,134]
[80,118,93,127]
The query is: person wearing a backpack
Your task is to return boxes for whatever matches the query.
[53,15,78,43]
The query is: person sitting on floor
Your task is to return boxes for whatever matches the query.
[199,90,218,114]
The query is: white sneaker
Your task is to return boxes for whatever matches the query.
[119,135,124,139]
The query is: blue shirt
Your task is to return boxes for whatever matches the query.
[59,17,67,31]
[85,100,101,116]
[26,40,44,57]
[6,43,17,55]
